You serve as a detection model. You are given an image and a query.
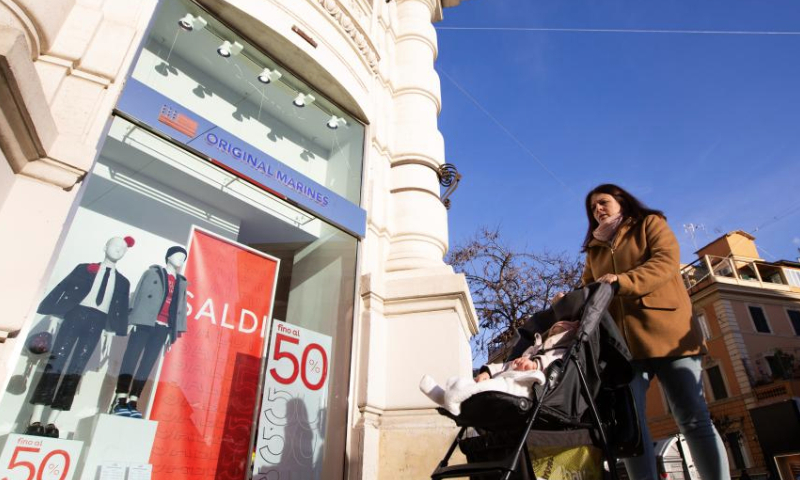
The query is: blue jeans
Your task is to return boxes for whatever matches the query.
[623,355,730,480]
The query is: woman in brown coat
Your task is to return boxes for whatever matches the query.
[581,184,729,480]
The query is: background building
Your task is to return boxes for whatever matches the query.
[0,0,477,478]
[644,231,800,479]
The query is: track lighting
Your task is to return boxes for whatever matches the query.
[217,40,243,58]
[326,115,347,130]
[257,68,282,84]
[293,93,315,108]
[178,14,207,32]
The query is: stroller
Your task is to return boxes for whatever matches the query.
[431,283,643,480]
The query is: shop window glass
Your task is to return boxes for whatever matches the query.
[129,0,365,206]
[0,114,357,479]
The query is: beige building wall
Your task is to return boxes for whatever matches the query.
[0,0,477,478]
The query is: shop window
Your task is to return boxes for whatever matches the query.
[0,0,364,478]
[747,305,771,333]
[788,309,800,336]
[705,364,728,401]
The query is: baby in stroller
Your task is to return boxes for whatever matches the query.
[420,320,579,416]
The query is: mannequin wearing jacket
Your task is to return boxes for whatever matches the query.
[113,246,188,418]
[27,236,134,438]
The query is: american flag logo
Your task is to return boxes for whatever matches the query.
[158,105,198,137]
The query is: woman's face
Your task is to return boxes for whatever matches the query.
[590,193,622,223]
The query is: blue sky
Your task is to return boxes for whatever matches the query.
[435,0,800,264]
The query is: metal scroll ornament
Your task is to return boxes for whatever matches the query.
[437,163,461,210]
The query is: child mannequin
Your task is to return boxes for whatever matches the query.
[113,246,188,418]
[420,321,578,416]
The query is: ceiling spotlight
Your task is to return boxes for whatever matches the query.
[326,115,347,130]
[257,68,282,84]
[217,40,243,58]
[178,14,207,32]
[293,93,316,108]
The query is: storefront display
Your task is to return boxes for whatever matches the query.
[0,0,363,478]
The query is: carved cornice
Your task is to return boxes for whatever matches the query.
[0,1,40,58]
[316,0,380,73]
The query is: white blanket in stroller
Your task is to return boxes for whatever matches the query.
[419,321,578,416]
[420,370,545,416]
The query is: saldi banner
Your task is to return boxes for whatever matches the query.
[148,228,279,479]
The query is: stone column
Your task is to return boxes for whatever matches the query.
[348,1,478,478]
[386,0,448,272]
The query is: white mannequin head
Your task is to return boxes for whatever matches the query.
[164,246,187,274]
[104,237,133,263]
[167,251,187,270]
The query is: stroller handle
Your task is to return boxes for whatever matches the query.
[575,282,615,341]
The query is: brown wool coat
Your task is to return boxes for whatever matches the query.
[581,214,705,360]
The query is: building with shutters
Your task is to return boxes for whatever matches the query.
[645,231,800,479]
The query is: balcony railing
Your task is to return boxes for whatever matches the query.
[752,379,800,405]
[681,254,797,292]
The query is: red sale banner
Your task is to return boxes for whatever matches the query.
[149,228,279,479]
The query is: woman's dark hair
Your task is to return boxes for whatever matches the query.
[581,184,665,251]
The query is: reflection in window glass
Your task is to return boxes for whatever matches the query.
[132,0,364,204]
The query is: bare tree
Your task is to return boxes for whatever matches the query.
[447,226,584,362]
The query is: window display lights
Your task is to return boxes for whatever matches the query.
[176,10,349,130]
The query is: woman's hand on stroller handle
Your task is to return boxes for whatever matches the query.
[595,273,618,284]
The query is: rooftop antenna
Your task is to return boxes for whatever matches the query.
[683,223,706,250]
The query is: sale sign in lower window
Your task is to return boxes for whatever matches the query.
[0,435,83,480]
[253,321,332,480]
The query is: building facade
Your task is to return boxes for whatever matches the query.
[645,232,800,480]
[0,0,477,478]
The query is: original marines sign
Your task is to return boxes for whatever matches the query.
[203,132,331,208]
[116,79,366,238]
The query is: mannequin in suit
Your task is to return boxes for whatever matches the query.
[27,236,134,438]
[112,246,188,418]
